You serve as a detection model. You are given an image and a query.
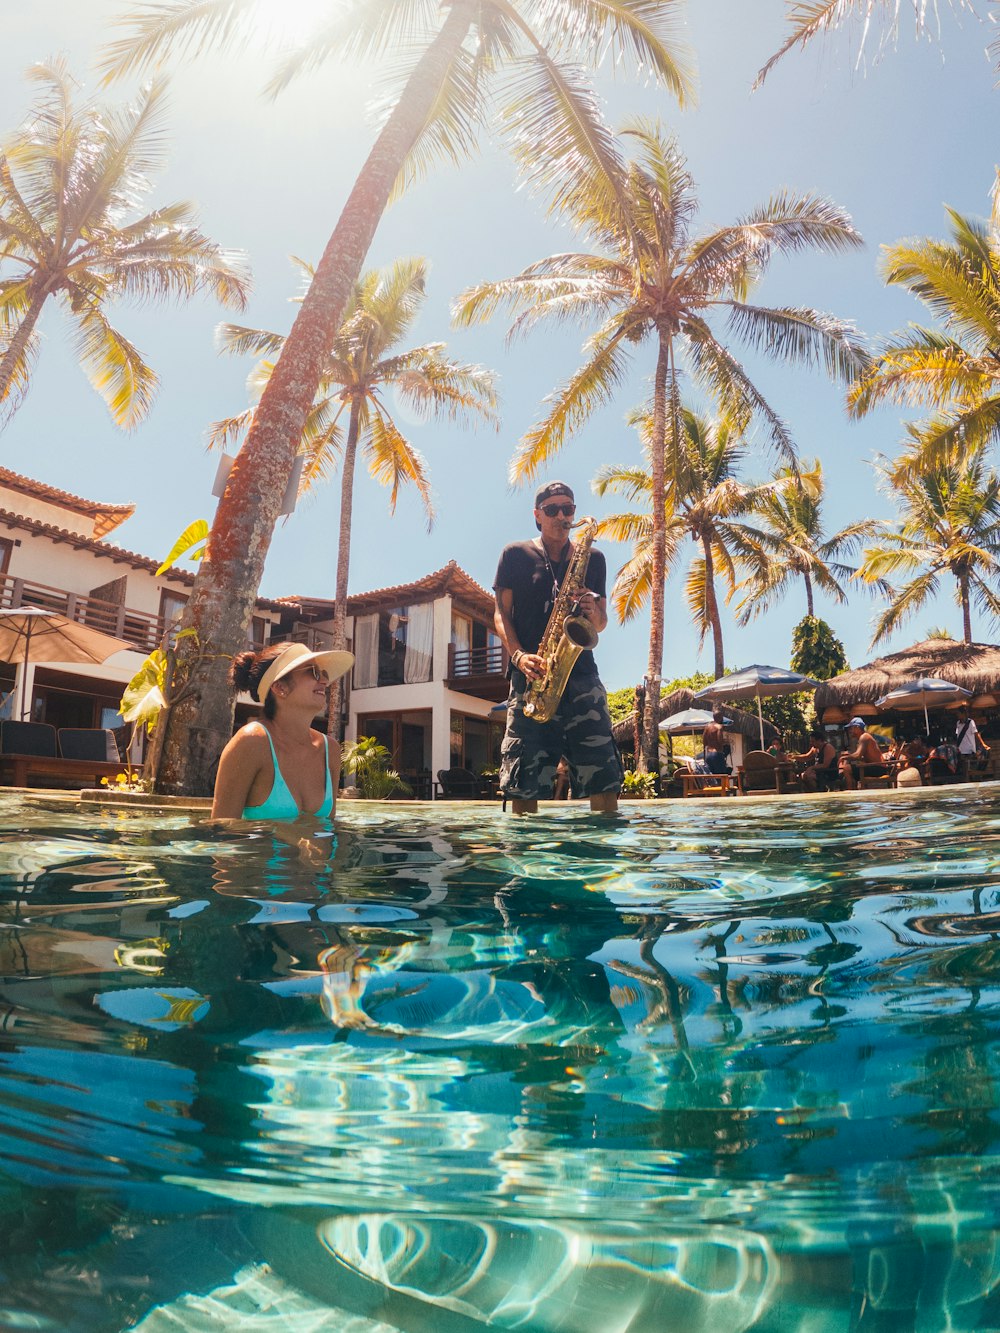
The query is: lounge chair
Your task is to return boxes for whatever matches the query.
[58,728,119,762]
[738,750,798,795]
[436,767,484,799]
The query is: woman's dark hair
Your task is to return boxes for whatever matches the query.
[229,644,287,719]
[810,727,826,742]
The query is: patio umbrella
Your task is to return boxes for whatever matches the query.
[0,608,133,720]
[695,664,820,750]
[874,676,971,735]
[658,708,733,735]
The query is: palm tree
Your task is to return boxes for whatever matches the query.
[454,121,866,771]
[203,256,496,764]
[848,208,1000,479]
[104,0,695,794]
[733,460,876,622]
[855,447,1000,646]
[594,405,805,682]
[0,60,250,426]
[755,2,988,89]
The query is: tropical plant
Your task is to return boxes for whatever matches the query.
[341,735,411,800]
[595,405,811,691]
[733,460,876,622]
[156,519,209,575]
[210,255,497,742]
[0,60,249,426]
[104,0,694,795]
[855,447,1000,646]
[621,768,657,798]
[790,615,848,680]
[848,208,1000,478]
[454,121,866,773]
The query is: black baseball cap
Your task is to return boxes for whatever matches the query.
[534,481,574,508]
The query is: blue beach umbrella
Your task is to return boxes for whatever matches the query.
[875,677,971,735]
[695,665,820,750]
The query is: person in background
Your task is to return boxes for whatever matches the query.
[955,703,990,770]
[838,717,887,790]
[795,727,839,792]
[212,642,355,822]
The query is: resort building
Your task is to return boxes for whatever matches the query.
[0,468,285,735]
[0,470,508,793]
[275,563,508,797]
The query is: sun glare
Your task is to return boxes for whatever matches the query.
[249,0,331,48]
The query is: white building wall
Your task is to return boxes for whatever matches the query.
[0,488,95,537]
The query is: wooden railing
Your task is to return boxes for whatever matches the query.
[0,571,168,654]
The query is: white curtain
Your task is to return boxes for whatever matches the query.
[353,613,379,688]
[404,602,434,683]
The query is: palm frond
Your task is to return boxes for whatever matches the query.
[70,301,157,428]
[726,302,869,383]
[364,406,434,525]
[99,0,269,82]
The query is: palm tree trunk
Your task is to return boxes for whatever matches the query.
[804,570,814,618]
[638,333,671,775]
[961,575,972,643]
[703,537,725,679]
[0,287,48,421]
[152,2,477,796]
[327,400,362,743]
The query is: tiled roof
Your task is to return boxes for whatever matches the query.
[0,468,134,538]
[0,507,287,611]
[282,561,495,617]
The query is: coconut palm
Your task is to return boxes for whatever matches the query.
[0,60,250,427]
[848,208,1000,480]
[755,1,986,89]
[594,405,807,682]
[454,121,866,771]
[855,446,1000,646]
[210,255,497,737]
[104,0,695,795]
[733,460,876,622]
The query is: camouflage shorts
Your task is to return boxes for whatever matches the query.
[500,672,624,800]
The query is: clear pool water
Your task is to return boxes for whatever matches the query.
[2,789,1000,1330]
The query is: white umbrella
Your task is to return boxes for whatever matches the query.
[875,676,971,735]
[658,708,733,735]
[0,608,133,720]
[695,664,820,749]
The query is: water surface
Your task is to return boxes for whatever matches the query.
[1,790,999,1330]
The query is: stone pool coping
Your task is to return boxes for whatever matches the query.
[0,779,993,817]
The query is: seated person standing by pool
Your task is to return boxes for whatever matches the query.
[678,723,731,776]
[955,703,990,769]
[212,642,355,821]
[839,717,887,791]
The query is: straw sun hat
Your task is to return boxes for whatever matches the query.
[254,642,355,703]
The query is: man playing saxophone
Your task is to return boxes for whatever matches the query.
[493,481,623,814]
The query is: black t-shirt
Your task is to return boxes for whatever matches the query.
[493,538,607,678]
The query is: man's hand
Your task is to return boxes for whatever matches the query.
[576,590,598,623]
[517,652,547,682]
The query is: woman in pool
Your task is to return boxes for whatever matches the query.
[211,642,355,821]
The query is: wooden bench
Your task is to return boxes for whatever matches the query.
[0,754,126,789]
[681,771,737,798]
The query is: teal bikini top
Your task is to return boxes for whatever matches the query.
[242,728,333,821]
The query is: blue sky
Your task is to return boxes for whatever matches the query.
[2,1,998,690]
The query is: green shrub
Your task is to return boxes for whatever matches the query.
[341,736,412,800]
[621,769,657,799]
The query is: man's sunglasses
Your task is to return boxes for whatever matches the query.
[540,503,576,518]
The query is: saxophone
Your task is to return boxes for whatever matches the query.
[522,517,599,723]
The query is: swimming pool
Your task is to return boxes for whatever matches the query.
[1,788,999,1330]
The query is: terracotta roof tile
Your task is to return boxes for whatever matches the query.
[0,468,134,538]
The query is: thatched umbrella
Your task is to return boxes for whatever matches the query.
[815,640,1000,717]
[611,687,779,749]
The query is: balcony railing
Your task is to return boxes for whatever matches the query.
[0,571,170,655]
[449,644,506,677]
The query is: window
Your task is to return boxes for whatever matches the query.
[159,589,188,645]
[354,605,433,688]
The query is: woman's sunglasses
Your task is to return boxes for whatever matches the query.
[540,503,576,518]
[294,663,330,684]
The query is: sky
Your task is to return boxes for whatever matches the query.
[2,0,999,692]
